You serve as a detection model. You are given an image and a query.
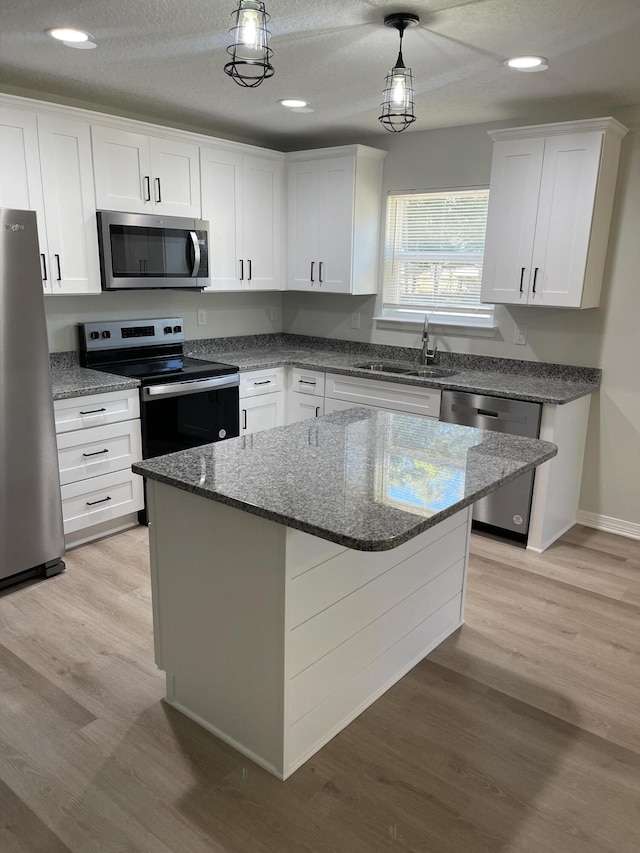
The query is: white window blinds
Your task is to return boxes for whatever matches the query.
[383,188,492,323]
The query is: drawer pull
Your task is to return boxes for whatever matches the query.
[299,379,316,386]
[82,448,109,458]
[253,380,271,386]
[86,496,111,506]
[79,407,107,415]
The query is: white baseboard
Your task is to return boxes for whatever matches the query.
[575,510,640,541]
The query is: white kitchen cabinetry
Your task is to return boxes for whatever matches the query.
[287,145,385,294]
[0,106,48,284]
[54,389,144,547]
[239,368,286,435]
[37,115,102,294]
[324,373,441,418]
[481,118,628,309]
[92,125,201,217]
[287,367,325,424]
[200,146,284,290]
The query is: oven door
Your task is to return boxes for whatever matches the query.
[97,211,209,290]
[141,374,239,459]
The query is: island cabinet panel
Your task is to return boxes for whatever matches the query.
[146,477,471,780]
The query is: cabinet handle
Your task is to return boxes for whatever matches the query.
[55,254,62,282]
[82,448,109,458]
[299,379,316,386]
[519,267,525,294]
[253,380,271,386]
[239,259,244,280]
[315,406,320,417]
[319,261,323,284]
[40,254,48,281]
[532,267,539,294]
[242,408,247,430]
[86,496,111,506]
[144,176,151,202]
[155,177,162,203]
[310,260,314,283]
[79,407,107,415]
[247,259,252,281]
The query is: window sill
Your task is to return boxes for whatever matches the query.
[374,313,498,338]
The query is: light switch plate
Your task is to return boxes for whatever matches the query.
[350,312,361,330]
[513,324,527,345]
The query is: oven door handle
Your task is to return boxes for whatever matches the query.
[143,373,240,400]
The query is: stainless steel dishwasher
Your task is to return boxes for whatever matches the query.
[439,390,542,538]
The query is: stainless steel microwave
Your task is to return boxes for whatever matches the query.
[97,211,210,290]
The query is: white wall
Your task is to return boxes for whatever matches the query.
[46,290,283,352]
[284,110,640,529]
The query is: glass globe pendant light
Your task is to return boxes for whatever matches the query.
[379,13,419,132]
[224,1,274,88]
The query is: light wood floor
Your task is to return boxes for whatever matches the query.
[1,524,639,852]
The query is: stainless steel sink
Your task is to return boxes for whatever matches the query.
[353,362,456,379]
[353,362,414,374]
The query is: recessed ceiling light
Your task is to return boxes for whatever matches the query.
[504,55,549,72]
[47,27,91,43]
[279,99,308,109]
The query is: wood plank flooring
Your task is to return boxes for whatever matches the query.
[0,524,639,852]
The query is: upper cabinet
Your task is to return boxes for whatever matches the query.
[0,104,100,294]
[287,145,386,294]
[91,125,201,217]
[200,146,284,291]
[481,118,628,309]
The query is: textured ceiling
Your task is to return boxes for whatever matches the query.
[1,0,640,150]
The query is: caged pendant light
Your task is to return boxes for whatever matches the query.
[224,0,274,88]
[379,13,419,132]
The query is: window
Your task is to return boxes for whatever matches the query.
[381,187,493,328]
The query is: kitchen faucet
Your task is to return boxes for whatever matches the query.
[420,314,438,365]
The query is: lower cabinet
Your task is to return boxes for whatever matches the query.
[239,367,286,435]
[53,388,144,546]
[324,372,441,418]
[286,367,325,424]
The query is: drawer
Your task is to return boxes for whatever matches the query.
[54,389,140,434]
[289,367,325,396]
[57,420,142,486]
[239,367,285,398]
[60,469,144,534]
[325,373,441,418]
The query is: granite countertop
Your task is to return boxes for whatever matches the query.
[133,408,557,551]
[187,344,600,405]
[51,365,139,400]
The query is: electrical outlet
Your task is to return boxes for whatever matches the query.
[350,312,361,330]
[270,305,279,323]
[197,308,207,326]
[513,323,527,345]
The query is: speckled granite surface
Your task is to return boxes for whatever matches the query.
[51,365,139,400]
[133,408,557,551]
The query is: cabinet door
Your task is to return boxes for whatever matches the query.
[0,107,49,288]
[287,161,320,290]
[481,138,545,305]
[530,132,603,307]
[241,392,285,435]
[243,155,283,290]
[149,136,201,217]
[200,146,244,291]
[38,115,101,294]
[287,393,324,424]
[317,156,354,293]
[91,125,151,213]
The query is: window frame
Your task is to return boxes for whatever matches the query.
[377,185,495,332]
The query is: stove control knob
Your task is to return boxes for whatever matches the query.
[164,326,172,334]
[173,325,182,333]
[101,330,111,339]
[90,331,100,340]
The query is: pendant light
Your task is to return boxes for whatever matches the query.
[224,1,274,88]
[378,13,419,132]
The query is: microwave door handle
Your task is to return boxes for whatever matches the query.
[189,231,201,277]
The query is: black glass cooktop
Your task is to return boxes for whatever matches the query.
[96,356,238,383]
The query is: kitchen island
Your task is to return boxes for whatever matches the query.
[134,408,557,780]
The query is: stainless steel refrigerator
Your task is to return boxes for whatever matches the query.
[0,208,65,588]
